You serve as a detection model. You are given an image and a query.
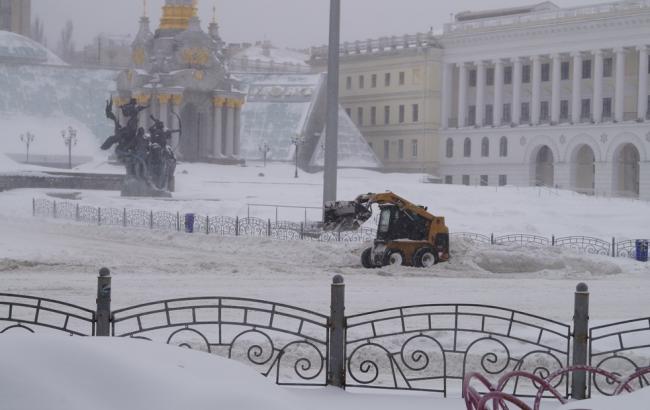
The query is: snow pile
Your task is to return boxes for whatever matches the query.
[558,387,650,409]
[0,333,458,410]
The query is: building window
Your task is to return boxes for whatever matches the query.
[446,138,454,158]
[581,98,591,120]
[346,76,352,90]
[399,71,405,85]
[469,69,477,87]
[384,106,390,124]
[398,139,404,159]
[384,140,389,160]
[357,107,363,126]
[445,175,453,184]
[486,67,495,86]
[560,100,569,120]
[371,74,377,88]
[499,174,507,186]
[540,101,549,122]
[602,97,612,119]
[582,59,592,79]
[504,66,513,85]
[359,75,365,89]
[541,63,550,82]
[603,57,613,78]
[370,106,377,125]
[411,139,418,158]
[480,175,488,186]
[485,104,493,126]
[345,108,351,117]
[522,65,531,83]
[412,104,419,122]
[464,137,472,157]
[462,175,470,186]
[468,105,476,126]
[385,73,391,87]
[499,136,508,157]
[481,137,489,157]
[561,61,570,80]
[503,103,511,123]
[398,105,405,123]
[521,102,530,122]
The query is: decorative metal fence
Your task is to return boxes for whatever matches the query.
[2,273,649,400]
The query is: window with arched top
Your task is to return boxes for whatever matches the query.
[499,136,508,157]
[481,137,489,157]
[464,137,472,158]
[446,138,454,158]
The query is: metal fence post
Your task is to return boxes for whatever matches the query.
[236,216,240,236]
[96,267,112,336]
[328,274,346,388]
[491,233,494,245]
[611,237,616,257]
[206,215,210,234]
[53,200,57,218]
[150,210,154,229]
[552,235,555,246]
[267,219,271,237]
[98,207,101,225]
[300,222,304,240]
[571,282,589,400]
[32,198,35,216]
[123,208,127,227]
[176,211,180,232]
[75,204,80,221]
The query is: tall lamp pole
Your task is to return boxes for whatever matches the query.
[323,0,340,211]
[61,126,78,169]
[20,132,35,163]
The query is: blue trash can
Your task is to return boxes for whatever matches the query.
[184,213,195,233]
[635,239,648,262]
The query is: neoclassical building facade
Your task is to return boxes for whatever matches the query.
[438,1,650,199]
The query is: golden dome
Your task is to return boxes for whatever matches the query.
[159,0,198,31]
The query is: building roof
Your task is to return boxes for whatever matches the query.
[0,30,65,65]
[455,2,559,21]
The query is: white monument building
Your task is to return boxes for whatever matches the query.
[438,1,650,199]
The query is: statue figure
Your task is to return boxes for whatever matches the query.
[101,96,179,197]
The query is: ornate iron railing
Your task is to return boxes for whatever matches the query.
[344,304,571,397]
[0,293,95,336]
[554,236,611,256]
[111,297,329,386]
[451,232,491,244]
[495,234,550,247]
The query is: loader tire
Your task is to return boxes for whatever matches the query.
[382,249,404,267]
[412,247,438,268]
[361,247,375,268]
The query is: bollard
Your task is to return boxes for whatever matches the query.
[96,267,112,336]
[328,275,346,388]
[571,282,589,399]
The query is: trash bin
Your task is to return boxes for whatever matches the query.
[635,239,649,262]
[184,213,195,233]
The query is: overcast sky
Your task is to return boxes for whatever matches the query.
[33,0,600,50]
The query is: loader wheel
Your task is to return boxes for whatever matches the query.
[383,249,404,267]
[361,247,375,269]
[413,247,438,268]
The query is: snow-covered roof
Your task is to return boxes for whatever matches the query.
[455,2,559,22]
[0,30,66,66]
[232,45,309,67]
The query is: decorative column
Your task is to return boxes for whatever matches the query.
[170,94,183,155]
[531,55,541,125]
[441,63,452,128]
[225,99,235,157]
[158,94,171,126]
[571,51,582,123]
[551,53,562,124]
[233,99,243,157]
[592,49,603,122]
[458,63,467,128]
[212,97,225,157]
[614,47,626,122]
[494,59,504,126]
[513,58,522,125]
[476,61,486,127]
[135,94,151,129]
[637,45,648,121]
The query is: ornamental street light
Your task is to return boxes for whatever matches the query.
[258,141,271,167]
[291,135,304,179]
[20,132,35,163]
[61,126,78,169]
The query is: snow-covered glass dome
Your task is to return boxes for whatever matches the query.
[0,30,66,65]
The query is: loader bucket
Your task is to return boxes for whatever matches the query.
[322,200,372,231]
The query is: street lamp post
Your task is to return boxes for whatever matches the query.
[61,126,78,169]
[20,132,35,163]
[291,135,303,178]
[258,142,270,167]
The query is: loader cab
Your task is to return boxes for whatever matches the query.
[376,205,428,242]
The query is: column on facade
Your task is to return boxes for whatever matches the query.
[170,94,183,155]
[637,45,649,121]
[212,97,224,157]
[476,61,486,126]
[571,51,582,123]
[493,59,504,126]
[614,47,626,122]
[551,53,561,123]
[592,49,603,122]
[531,55,541,125]
[158,94,170,127]
[512,58,522,124]
[225,99,235,157]
[233,100,242,157]
[441,63,452,128]
[457,63,467,127]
